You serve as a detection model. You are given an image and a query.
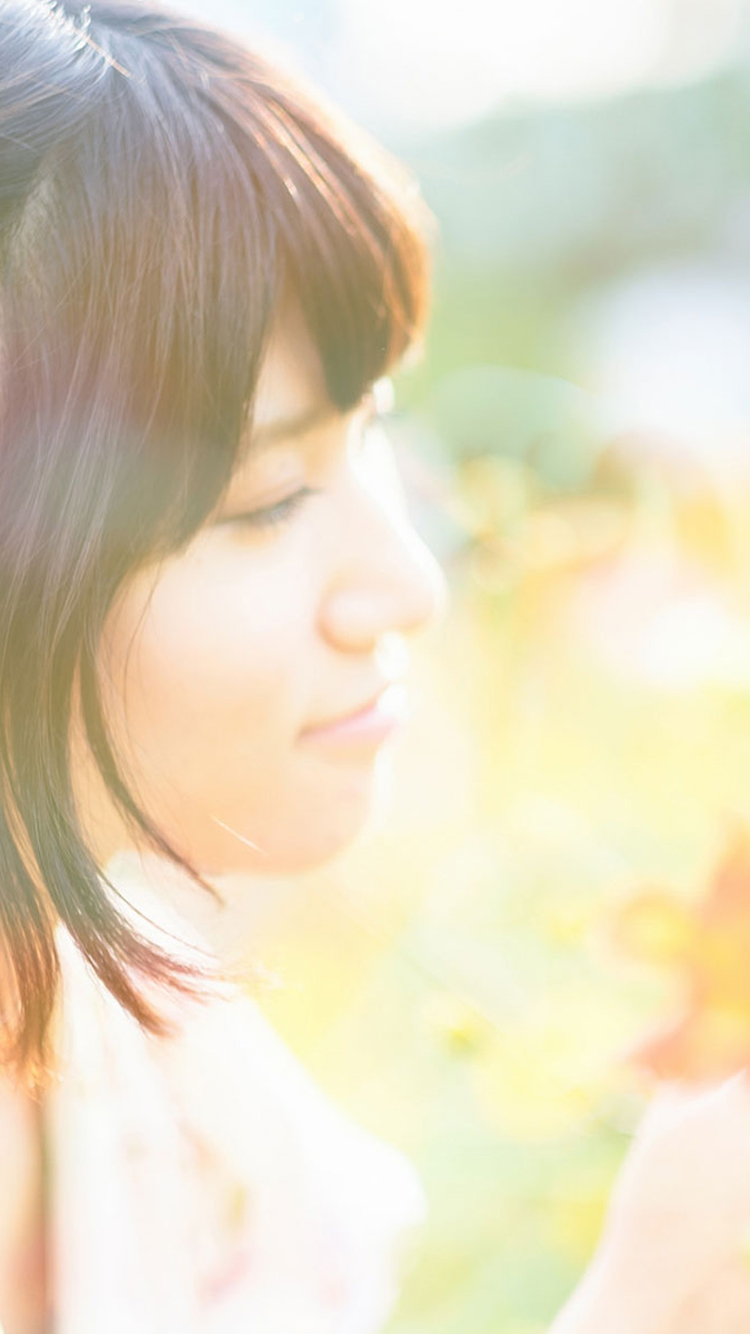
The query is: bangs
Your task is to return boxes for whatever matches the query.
[147,31,431,414]
[247,88,431,411]
[78,6,431,533]
[6,4,433,556]
[102,11,427,490]
[0,0,434,1079]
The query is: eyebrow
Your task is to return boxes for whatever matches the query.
[247,401,340,454]
[235,385,379,470]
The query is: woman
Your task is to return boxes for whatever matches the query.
[2,2,750,1332]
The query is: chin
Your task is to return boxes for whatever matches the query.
[194,828,360,879]
[195,796,377,879]
[169,755,393,878]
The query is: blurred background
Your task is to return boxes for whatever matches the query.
[177,2,750,1330]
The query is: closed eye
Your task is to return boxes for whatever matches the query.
[217,390,392,534]
[224,486,322,532]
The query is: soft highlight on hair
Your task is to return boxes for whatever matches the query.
[0,0,432,1084]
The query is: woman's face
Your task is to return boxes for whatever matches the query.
[76,304,448,877]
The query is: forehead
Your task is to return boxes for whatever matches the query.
[252,297,329,436]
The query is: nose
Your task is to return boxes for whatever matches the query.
[318,456,449,654]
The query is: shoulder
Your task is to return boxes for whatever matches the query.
[0,1071,47,1334]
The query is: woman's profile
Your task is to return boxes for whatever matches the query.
[2,2,750,1332]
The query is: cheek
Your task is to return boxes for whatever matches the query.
[95,536,383,877]
[100,544,312,802]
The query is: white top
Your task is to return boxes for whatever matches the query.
[43,852,427,1334]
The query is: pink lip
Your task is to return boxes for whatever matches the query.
[300,682,410,748]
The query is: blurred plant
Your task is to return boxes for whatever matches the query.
[611,819,750,1083]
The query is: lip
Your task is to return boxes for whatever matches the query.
[299,682,410,748]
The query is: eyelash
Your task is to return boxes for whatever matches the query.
[227,403,393,533]
[232,485,322,532]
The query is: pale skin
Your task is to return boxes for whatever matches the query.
[72,296,449,880]
[547,1074,750,1334]
[2,303,750,1332]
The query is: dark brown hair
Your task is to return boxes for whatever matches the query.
[0,0,431,1084]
